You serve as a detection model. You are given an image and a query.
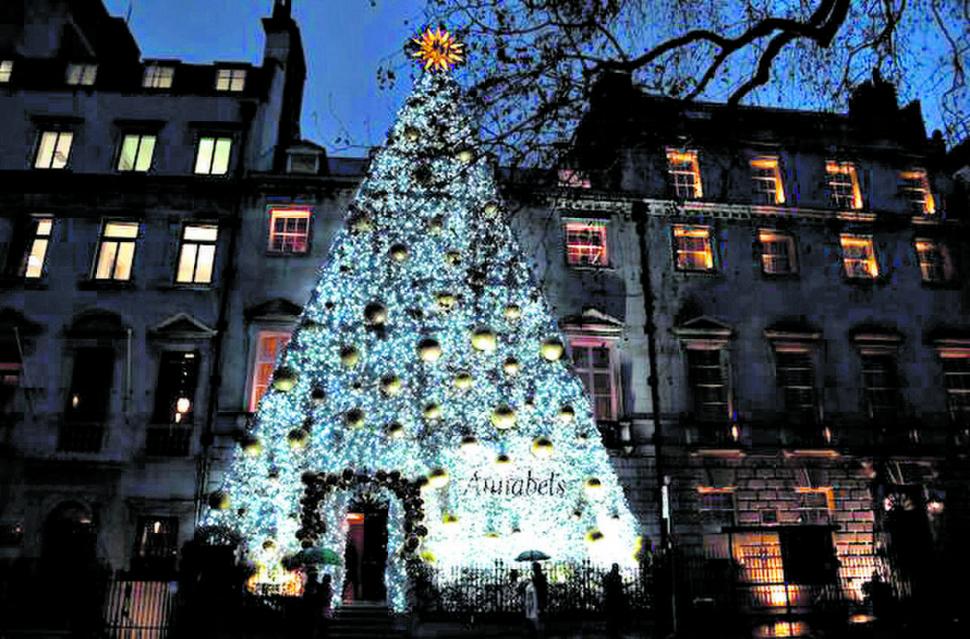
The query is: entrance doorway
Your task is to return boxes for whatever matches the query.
[343,503,388,602]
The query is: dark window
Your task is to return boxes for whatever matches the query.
[861,354,901,421]
[132,516,179,576]
[698,490,736,528]
[775,351,817,424]
[0,333,22,413]
[65,348,113,422]
[152,352,200,424]
[942,355,970,423]
[687,348,729,423]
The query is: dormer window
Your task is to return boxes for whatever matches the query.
[215,68,246,92]
[66,63,98,87]
[287,151,321,175]
[750,156,785,205]
[899,168,935,215]
[0,60,12,84]
[143,65,175,89]
[666,149,703,199]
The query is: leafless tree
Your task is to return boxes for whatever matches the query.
[379,0,968,168]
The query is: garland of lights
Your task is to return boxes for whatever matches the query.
[204,34,641,613]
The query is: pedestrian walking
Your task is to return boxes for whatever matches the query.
[603,563,627,638]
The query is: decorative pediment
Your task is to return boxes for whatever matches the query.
[560,307,624,338]
[850,324,904,354]
[673,315,733,338]
[244,298,302,322]
[149,313,216,340]
[65,309,127,338]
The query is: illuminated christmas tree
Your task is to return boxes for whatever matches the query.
[205,29,640,611]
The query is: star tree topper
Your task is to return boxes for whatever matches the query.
[411,27,465,72]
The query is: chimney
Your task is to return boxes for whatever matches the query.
[262,0,306,169]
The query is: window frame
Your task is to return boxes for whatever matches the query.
[697,486,737,530]
[666,148,703,199]
[142,64,175,89]
[0,59,13,84]
[567,336,622,421]
[116,132,158,173]
[267,207,313,255]
[175,223,219,285]
[248,329,292,412]
[215,67,247,92]
[757,228,798,276]
[193,134,234,176]
[672,224,716,273]
[92,220,140,282]
[913,237,954,284]
[685,344,732,424]
[131,516,179,576]
[938,348,970,425]
[770,343,820,426]
[794,487,834,525]
[839,233,880,280]
[899,168,936,216]
[33,129,75,170]
[750,156,786,205]
[20,214,54,280]
[825,160,864,210]
[65,62,98,87]
[562,218,610,268]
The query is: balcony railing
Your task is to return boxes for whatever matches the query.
[145,426,193,457]
[57,422,105,453]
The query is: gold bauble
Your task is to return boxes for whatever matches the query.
[495,453,512,466]
[442,513,459,525]
[344,408,365,429]
[423,403,442,421]
[460,434,479,451]
[531,437,554,458]
[403,125,420,142]
[428,216,444,234]
[445,251,462,266]
[208,491,230,510]
[380,374,403,396]
[483,201,500,217]
[540,338,565,362]
[242,437,263,457]
[351,216,374,234]
[453,371,474,390]
[558,405,576,423]
[435,292,457,310]
[456,148,475,163]
[389,243,409,262]
[417,338,442,362]
[584,477,603,494]
[287,428,309,450]
[471,327,498,353]
[585,529,604,543]
[310,386,326,405]
[503,304,522,320]
[490,405,517,430]
[364,302,388,326]
[428,468,449,488]
[340,345,360,368]
[503,357,521,376]
[262,539,277,551]
[272,367,298,392]
[386,421,405,438]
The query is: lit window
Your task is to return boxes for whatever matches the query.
[940,351,970,423]
[152,352,200,425]
[0,60,12,83]
[899,169,935,215]
[861,353,901,421]
[750,156,785,205]
[34,131,74,170]
[569,338,620,420]
[840,234,879,279]
[687,347,729,423]
[117,133,157,172]
[914,238,953,283]
[143,64,175,89]
[557,169,591,189]
[93,222,139,281]
[563,220,608,267]
[666,149,703,199]
[215,68,247,92]
[132,516,179,575]
[66,63,98,86]
[194,136,233,175]
[268,208,311,254]
[795,487,834,525]
[758,229,797,275]
[697,487,736,528]
[249,331,291,411]
[176,224,218,284]
[774,349,817,425]
[825,161,863,210]
[21,215,54,279]
[673,225,714,272]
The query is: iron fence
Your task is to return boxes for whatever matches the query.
[103,577,178,639]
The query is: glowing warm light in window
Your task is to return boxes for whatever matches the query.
[666,149,703,198]
[35,131,74,170]
[900,169,935,215]
[117,134,156,172]
[557,169,591,189]
[23,216,53,279]
[66,63,98,86]
[345,513,365,524]
[0,60,12,83]
[268,208,312,254]
[750,157,785,204]
[914,238,949,283]
[569,338,619,420]
[758,229,797,275]
[840,234,878,279]
[94,222,139,281]
[176,224,218,284]
[215,68,247,92]
[564,221,608,267]
[250,331,291,411]
[673,225,714,271]
[143,65,174,89]
[825,161,863,210]
[195,136,233,175]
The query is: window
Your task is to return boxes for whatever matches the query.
[673,225,714,272]
[0,334,22,412]
[697,487,736,528]
[940,352,970,423]
[914,238,953,283]
[152,352,200,424]
[774,349,817,424]
[795,488,834,525]
[194,136,233,175]
[65,347,113,423]
[0,60,12,83]
[268,208,311,254]
[132,517,179,575]
[21,215,53,279]
[899,169,935,215]
[66,63,97,86]
[666,149,703,199]
[215,68,247,92]
[563,220,609,267]
[861,353,901,421]
[93,222,139,281]
[570,338,619,420]
[143,64,174,89]
[758,229,797,275]
[825,161,863,210]
[557,168,591,189]
[176,224,218,284]
[750,156,785,205]
[116,133,157,172]
[840,234,879,279]
[34,131,74,169]
[249,331,291,411]
[687,347,729,423]
[286,152,320,175]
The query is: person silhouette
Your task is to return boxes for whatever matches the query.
[603,563,626,638]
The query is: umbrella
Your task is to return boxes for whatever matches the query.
[515,550,551,562]
[284,547,342,568]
